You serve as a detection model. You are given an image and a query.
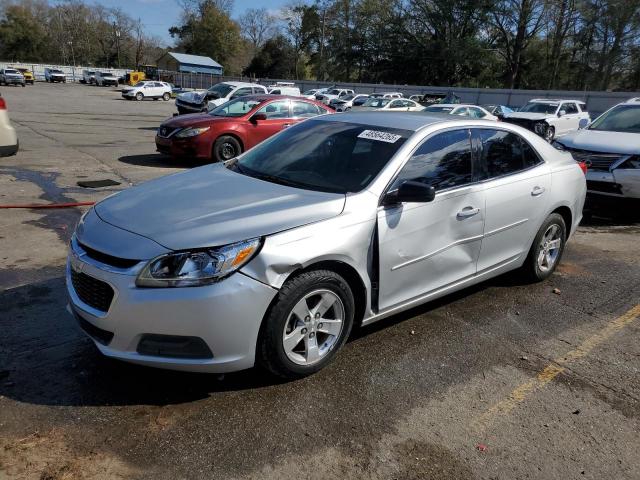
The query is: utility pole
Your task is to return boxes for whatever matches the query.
[114,24,121,69]
[68,40,75,66]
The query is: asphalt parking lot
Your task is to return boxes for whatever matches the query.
[1,83,639,480]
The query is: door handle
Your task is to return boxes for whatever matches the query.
[531,186,546,196]
[457,206,480,219]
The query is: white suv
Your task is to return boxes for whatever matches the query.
[504,99,590,142]
[122,81,173,101]
[0,94,18,157]
[315,88,355,105]
[175,81,269,114]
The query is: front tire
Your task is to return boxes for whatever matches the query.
[162,92,171,101]
[520,213,567,281]
[136,92,144,101]
[257,270,355,379]
[544,126,555,143]
[212,135,241,162]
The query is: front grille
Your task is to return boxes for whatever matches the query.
[78,241,139,269]
[75,313,114,345]
[158,126,180,138]
[70,269,114,312]
[566,148,623,171]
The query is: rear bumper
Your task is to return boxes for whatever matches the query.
[0,141,18,157]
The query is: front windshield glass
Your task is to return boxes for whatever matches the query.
[303,90,317,95]
[520,102,558,114]
[589,105,640,133]
[207,83,234,97]
[210,97,262,117]
[425,106,454,113]
[5,69,18,74]
[363,98,391,108]
[51,69,63,73]
[328,89,341,95]
[229,120,411,193]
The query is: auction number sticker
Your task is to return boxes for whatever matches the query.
[358,130,402,143]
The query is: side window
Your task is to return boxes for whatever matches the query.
[270,89,281,95]
[353,97,367,106]
[455,107,470,117]
[292,101,321,118]
[154,82,164,88]
[477,129,537,178]
[391,129,473,192]
[469,107,486,118]
[256,100,290,119]
[231,87,253,99]
[563,103,579,114]
[389,100,403,109]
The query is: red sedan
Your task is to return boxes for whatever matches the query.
[156,95,334,162]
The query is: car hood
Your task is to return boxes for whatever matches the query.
[94,164,346,251]
[102,75,118,80]
[504,112,552,121]
[177,91,207,103]
[161,113,229,128]
[556,129,640,154]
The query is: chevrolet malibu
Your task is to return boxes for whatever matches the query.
[156,95,333,162]
[67,112,586,378]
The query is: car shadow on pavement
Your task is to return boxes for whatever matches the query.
[0,274,290,408]
[118,154,206,169]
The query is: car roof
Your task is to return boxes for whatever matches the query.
[222,81,266,88]
[529,98,585,104]
[314,111,448,131]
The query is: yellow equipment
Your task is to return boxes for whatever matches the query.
[125,71,146,86]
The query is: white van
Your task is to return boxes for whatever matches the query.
[268,86,301,96]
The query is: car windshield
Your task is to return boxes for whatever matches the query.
[51,70,63,73]
[362,98,391,108]
[425,106,454,113]
[520,102,558,114]
[5,69,19,74]
[228,120,411,194]
[589,105,640,133]
[328,89,341,95]
[210,97,262,117]
[99,72,111,76]
[207,83,234,97]
[303,90,317,95]
[341,95,355,101]
[86,71,95,75]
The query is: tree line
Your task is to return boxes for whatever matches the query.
[0,0,164,68]
[2,0,639,91]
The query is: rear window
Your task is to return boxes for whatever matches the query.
[231,120,412,193]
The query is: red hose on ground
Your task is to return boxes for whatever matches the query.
[0,201,95,209]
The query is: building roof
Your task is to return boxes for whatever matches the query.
[163,52,222,69]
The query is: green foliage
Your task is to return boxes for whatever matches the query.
[243,34,297,78]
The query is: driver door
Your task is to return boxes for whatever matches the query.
[377,128,485,310]
[246,100,292,149]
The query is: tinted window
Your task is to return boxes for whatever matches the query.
[353,97,368,106]
[292,101,321,118]
[563,103,578,114]
[232,120,411,193]
[392,129,472,191]
[477,129,540,178]
[231,87,253,98]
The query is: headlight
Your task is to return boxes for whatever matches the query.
[136,238,262,287]
[534,122,547,135]
[175,126,210,138]
[551,140,566,151]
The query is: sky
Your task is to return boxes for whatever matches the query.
[92,0,290,46]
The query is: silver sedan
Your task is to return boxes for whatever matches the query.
[67,112,586,378]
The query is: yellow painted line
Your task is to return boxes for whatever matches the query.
[473,304,640,430]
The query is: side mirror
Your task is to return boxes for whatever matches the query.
[383,181,436,205]
[251,113,267,122]
[558,110,566,117]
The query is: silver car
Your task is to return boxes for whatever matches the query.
[553,99,640,201]
[67,113,586,378]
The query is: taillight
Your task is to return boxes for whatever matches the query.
[0,97,6,110]
[578,161,588,174]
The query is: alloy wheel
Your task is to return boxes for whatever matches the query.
[537,224,562,272]
[220,142,236,160]
[282,289,345,366]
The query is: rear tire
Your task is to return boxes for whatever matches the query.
[162,92,171,101]
[520,213,567,282]
[257,270,355,379]
[212,135,241,162]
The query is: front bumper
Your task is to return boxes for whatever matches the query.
[155,135,210,159]
[66,239,278,373]
[49,76,66,82]
[4,77,24,85]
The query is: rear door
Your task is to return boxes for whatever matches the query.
[377,128,485,310]
[473,128,551,272]
[560,102,581,133]
[246,100,292,148]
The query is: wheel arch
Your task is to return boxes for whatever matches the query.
[213,131,245,152]
[276,260,368,327]
[550,205,572,236]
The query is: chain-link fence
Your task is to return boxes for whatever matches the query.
[0,62,129,83]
